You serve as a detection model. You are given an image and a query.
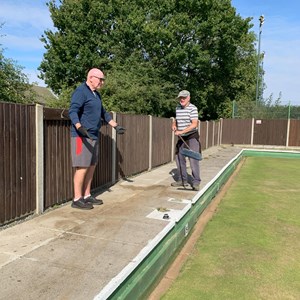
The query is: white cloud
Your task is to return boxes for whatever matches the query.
[0,2,53,32]
[0,0,51,85]
[1,0,299,104]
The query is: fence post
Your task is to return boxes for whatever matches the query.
[112,112,117,183]
[251,118,255,146]
[212,121,215,147]
[206,121,209,149]
[36,104,44,214]
[148,115,152,171]
[219,118,223,145]
[171,117,175,162]
[286,118,290,147]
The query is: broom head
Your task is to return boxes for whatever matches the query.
[180,148,202,161]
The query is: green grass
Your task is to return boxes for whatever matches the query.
[161,157,300,300]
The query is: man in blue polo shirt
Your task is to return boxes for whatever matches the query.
[171,90,201,190]
[69,68,125,209]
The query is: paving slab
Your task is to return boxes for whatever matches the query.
[0,145,242,300]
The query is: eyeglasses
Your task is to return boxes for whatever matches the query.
[93,76,105,82]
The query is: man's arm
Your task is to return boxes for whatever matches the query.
[175,119,198,136]
[69,89,84,126]
[172,119,177,131]
[108,120,126,134]
[108,119,117,128]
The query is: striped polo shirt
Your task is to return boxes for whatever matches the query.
[176,103,199,131]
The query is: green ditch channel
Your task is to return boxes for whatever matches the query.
[106,149,300,300]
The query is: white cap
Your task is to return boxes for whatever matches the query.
[177,90,190,98]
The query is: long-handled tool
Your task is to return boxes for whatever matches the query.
[178,153,186,189]
[178,135,202,161]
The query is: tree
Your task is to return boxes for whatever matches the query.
[102,59,176,116]
[40,0,257,119]
[0,49,36,104]
[131,0,257,119]
[0,24,36,104]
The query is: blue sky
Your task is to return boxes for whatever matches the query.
[0,1,52,86]
[1,0,299,105]
[232,0,300,105]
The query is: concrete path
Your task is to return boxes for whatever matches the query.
[0,146,242,300]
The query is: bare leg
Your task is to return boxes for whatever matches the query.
[73,167,88,199]
[82,165,96,197]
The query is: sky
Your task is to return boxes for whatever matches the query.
[0,0,299,105]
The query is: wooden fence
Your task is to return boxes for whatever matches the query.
[0,103,36,225]
[1,102,300,225]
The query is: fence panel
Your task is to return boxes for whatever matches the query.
[116,114,149,178]
[213,121,220,146]
[207,121,214,148]
[152,117,173,168]
[44,108,73,208]
[44,109,114,208]
[222,119,252,145]
[0,103,36,225]
[3,101,300,226]
[92,123,113,189]
[253,119,287,146]
[199,121,207,150]
[288,120,300,146]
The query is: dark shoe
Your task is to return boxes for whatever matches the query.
[171,181,189,187]
[71,198,93,210]
[192,184,200,191]
[85,196,103,205]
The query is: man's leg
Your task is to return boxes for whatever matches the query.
[81,165,103,205]
[176,148,188,182]
[72,167,93,209]
[73,167,88,199]
[71,137,95,209]
[188,138,201,187]
[82,165,96,197]
[171,142,188,187]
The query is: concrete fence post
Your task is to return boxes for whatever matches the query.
[35,104,44,214]
[148,115,153,171]
[206,121,209,149]
[212,121,215,147]
[219,118,223,145]
[251,118,255,146]
[171,117,175,162]
[112,112,117,183]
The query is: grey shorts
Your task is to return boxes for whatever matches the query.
[71,137,99,167]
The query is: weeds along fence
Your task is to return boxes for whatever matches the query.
[1,102,300,225]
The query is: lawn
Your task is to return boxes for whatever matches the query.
[161,157,300,300]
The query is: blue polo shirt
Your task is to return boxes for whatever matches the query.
[69,82,112,139]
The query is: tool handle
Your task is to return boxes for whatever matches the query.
[178,135,191,149]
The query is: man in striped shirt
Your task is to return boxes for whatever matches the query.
[171,90,201,191]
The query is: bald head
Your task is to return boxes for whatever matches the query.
[86,68,105,91]
[87,68,105,80]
